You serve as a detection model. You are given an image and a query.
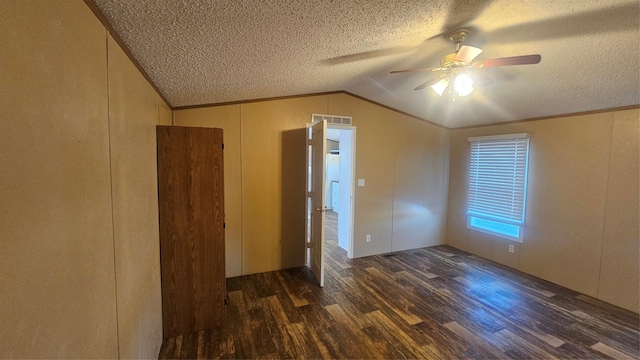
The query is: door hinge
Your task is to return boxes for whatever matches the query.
[223,222,226,229]
[308,139,312,146]
[307,191,312,197]
[222,143,224,150]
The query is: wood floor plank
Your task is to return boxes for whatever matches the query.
[325,304,380,357]
[158,336,176,359]
[493,329,560,360]
[160,245,640,359]
[555,341,609,359]
[335,276,379,315]
[413,319,473,359]
[514,323,566,348]
[239,277,263,311]
[288,322,325,359]
[329,291,373,329]
[261,272,305,324]
[220,330,235,359]
[359,323,411,359]
[276,272,309,308]
[443,321,510,359]
[324,304,379,358]
[365,310,432,359]
[363,266,423,325]
[576,294,640,325]
[197,329,216,359]
[259,295,306,359]
[295,309,336,359]
[591,341,635,359]
[572,322,639,358]
[181,332,199,359]
[571,309,640,348]
[226,290,255,358]
[247,307,277,355]
[172,335,183,359]
[195,330,205,359]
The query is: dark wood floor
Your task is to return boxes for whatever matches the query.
[159,213,639,359]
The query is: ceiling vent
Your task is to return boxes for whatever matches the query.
[312,113,352,126]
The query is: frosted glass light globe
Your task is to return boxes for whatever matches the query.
[454,74,474,97]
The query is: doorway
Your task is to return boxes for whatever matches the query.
[324,126,355,259]
[305,118,356,286]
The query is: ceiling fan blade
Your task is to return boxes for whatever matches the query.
[390,67,443,74]
[414,75,443,90]
[455,45,483,63]
[472,72,494,87]
[481,54,541,68]
[322,46,414,65]
[487,3,639,44]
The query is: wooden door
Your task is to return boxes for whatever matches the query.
[156,126,225,338]
[309,120,327,287]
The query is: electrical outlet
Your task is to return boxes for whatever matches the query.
[508,244,515,253]
[366,234,371,243]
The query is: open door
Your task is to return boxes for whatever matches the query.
[309,120,327,287]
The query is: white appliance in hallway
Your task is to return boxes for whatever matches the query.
[325,153,340,210]
[331,180,339,212]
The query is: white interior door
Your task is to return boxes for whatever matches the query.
[309,120,327,287]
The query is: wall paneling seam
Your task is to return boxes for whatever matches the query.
[105,31,121,359]
[239,104,244,275]
[595,113,616,298]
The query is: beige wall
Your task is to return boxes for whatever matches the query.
[241,97,328,273]
[446,108,639,313]
[327,94,450,257]
[0,1,169,357]
[598,109,639,312]
[0,1,117,358]
[174,93,450,274]
[107,35,170,358]
[392,115,450,252]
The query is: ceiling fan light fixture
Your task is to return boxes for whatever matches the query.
[431,79,449,96]
[454,74,474,97]
[457,85,474,97]
[391,28,541,99]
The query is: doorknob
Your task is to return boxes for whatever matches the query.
[315,207,326,212]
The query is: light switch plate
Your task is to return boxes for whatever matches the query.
[358,179,365,187]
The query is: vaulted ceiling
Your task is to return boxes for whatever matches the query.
[92,0,639,128]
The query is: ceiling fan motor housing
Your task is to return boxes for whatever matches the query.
[447,29,470,45]
[441,53,466,68]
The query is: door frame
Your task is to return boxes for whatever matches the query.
[329,125,356,259]
[305,122,357,265]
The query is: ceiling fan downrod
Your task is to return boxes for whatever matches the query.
[448,29,470,53]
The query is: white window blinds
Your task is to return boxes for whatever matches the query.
[467,133,530,227]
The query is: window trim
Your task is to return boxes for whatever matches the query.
[466,133,530,243]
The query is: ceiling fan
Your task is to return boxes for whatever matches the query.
[390,29,541,98]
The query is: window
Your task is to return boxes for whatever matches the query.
[467,133,530,242]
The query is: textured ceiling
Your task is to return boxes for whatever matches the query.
[93,0,639,128]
